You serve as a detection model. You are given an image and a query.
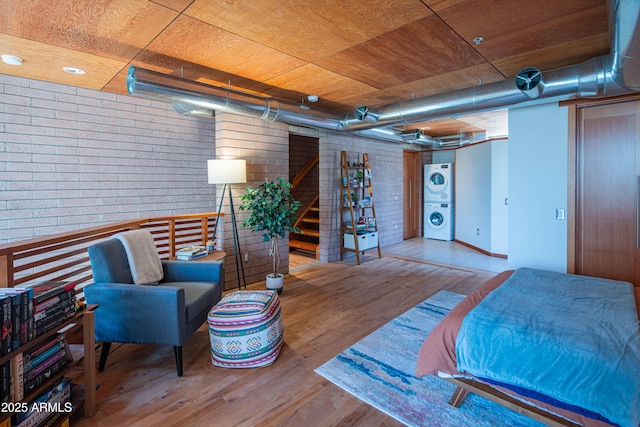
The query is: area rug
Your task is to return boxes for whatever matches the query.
[314,291,545,427]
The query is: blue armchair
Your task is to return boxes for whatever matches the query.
[85,237,223,376]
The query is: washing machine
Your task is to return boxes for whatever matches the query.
[424,202,454,241]
[425,163,453,203]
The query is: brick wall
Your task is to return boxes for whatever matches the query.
[214,111,291,289]
[0,74,216,244]
[1,73,411,286]
[319,133,405,262]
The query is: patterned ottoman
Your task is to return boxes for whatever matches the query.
[207,290,284,368]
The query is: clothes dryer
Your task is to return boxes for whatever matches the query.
[424,202,454,241]
[425,163,453,203]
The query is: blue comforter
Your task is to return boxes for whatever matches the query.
[456,268,640,427]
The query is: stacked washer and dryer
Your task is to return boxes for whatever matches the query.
[424,163,454,241]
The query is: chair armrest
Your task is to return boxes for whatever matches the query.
[162,260,224,286]
[83,282,186,346]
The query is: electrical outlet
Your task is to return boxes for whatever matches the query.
[244,252,249,261]
[556,208,566,221]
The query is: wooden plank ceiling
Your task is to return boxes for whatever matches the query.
[0,0,608,139]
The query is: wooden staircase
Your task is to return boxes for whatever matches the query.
[290,153,320,258]
[290,195,320,257]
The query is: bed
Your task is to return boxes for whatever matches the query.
[415,268,640,427]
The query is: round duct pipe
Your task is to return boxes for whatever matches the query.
[400,129,422,142]
[172,103,215,118]
[355,104,379,124]
[515,67,545,98]
[127,66,345,130]
[340,79,528,132]
[126,0,639,146]
[609,0,640,91]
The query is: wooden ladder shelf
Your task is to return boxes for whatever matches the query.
[339,151,381,265]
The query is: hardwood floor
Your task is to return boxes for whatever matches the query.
[71,255,494,426]
[384,237,508,273]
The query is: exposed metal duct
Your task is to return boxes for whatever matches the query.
[128,66,472,145]
[128,67,428,144]
[354,127,439,145]
[339,54,633,132]
[127,0,639,144]
[127,67,345,131]
[341,78,541,132]
[609,0,640,90]
[340,0,640,132]
[172,103,215,118]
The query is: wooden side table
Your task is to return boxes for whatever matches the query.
[170,250,226,262]
[192,250,226,262]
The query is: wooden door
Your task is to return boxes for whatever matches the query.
[403,150,420,239]
[576,100,640,285]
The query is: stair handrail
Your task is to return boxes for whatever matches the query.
[293,194,319,230]
[290,152,319,190]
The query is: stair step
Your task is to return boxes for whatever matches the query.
[298,229,320,237]
[309,207,320,212]
[289,240,319,251]
[302,218,320,224]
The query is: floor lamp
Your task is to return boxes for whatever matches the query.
[208,159,247,290]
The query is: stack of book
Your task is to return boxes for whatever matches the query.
[0,287,33,356]
[10,334,73,401]
[13,376,72,427]
[0,281,78,407]
[16,281,77,340]
[175,245,208,260]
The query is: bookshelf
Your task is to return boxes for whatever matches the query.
[339,151,382,265]
[0,305,96,425]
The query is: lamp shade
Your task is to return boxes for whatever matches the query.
[207,159,247,184]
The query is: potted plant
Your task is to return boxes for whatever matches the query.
[240,177,300,294]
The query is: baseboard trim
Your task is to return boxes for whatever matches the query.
[454,239,507,259]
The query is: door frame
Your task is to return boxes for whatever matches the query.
[403,150,420,239]
[566,94,640,277]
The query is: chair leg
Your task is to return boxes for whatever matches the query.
[98,342,111,372]
[174,346,183,377]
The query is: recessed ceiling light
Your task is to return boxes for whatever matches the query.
[62,66,86,75]
[1,55,23,66]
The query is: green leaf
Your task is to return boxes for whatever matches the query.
[240,177,300,276]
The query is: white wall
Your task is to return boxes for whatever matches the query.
[455,142,492,250]
[453,139,508,255]
[491,139,508,255]
[508,102,568,272]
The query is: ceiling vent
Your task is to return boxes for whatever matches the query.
[515,67,545,98]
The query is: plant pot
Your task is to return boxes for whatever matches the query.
[266,273,284,294]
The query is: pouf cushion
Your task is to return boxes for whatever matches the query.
[207,290,284,368]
